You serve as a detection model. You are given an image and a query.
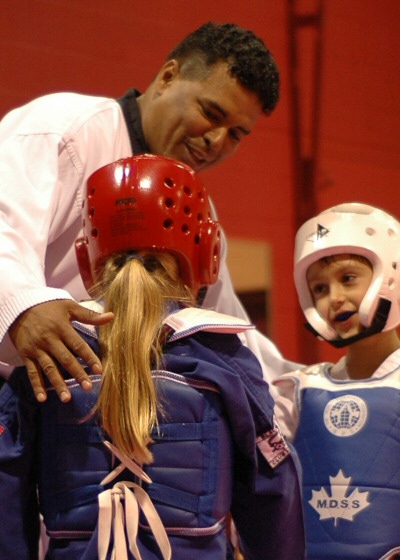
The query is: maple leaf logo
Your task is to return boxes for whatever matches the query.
[309,470,370,526]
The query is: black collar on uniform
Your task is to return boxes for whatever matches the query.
[117,88,150,155]
[117,88,210,308]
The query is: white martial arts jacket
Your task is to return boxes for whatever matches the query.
[0,91,299,383]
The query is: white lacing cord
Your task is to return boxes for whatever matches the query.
[101,441,152,486]
[98,441,172,560]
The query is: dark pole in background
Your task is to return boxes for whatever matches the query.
[287,0,325,364]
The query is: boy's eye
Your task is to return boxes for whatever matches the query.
[311,283,326,297]
[343,273,356,283]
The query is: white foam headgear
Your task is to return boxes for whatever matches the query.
[294,202,400,344]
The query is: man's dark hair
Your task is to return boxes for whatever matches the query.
[166,22,280,115]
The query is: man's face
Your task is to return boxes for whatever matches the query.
[142,61,263,172]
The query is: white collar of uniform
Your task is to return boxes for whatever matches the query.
[163,307,254,342]
[330,348,400,380]
[74,302,254,341]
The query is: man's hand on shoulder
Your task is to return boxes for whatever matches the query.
[9,300,113,403]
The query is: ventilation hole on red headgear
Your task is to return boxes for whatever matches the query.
[165,198,174,208]
[88,186,96,198]
[194,234,200,244]
[164,219,173,229]
[91,227,98,239]
[182,224,190,234]
[197,213,204,223]
[184,185,192,196]
[164,177,175,188]
[184,206,191,216]
[197,191,204,202]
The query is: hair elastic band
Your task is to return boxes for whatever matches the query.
[125,253,162,273]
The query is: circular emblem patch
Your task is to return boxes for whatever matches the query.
[324,394,368,437]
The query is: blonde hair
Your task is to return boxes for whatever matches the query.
[92,252,194,464]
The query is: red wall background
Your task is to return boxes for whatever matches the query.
[1,0,399,366]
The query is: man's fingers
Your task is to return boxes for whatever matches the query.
[27,339,95,403]
[69,304,114,327]
[25,358,47,402]
[63,303,113,375]
[37,353,72,402]
[25,357,71,403]
[63,332,101,378]
[9,300,109,402]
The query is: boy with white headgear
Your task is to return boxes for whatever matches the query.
[274,202,400,560]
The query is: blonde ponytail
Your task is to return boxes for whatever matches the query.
[93,253,193,464]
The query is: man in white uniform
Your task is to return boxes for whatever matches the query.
[0,22,299,402]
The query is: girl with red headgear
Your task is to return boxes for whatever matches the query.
[0,155,304,560]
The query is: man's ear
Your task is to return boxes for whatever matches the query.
[154,59,181,92]
[75,237,94,294]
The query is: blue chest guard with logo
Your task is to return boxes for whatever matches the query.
[291,364,400,560]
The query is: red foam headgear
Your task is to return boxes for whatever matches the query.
[75,154,221,294]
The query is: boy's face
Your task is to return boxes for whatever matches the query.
[306,254,373,340]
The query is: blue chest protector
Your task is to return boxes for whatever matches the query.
[0,308,305,560]
[290,364,400,560]
[37,339,235,559]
